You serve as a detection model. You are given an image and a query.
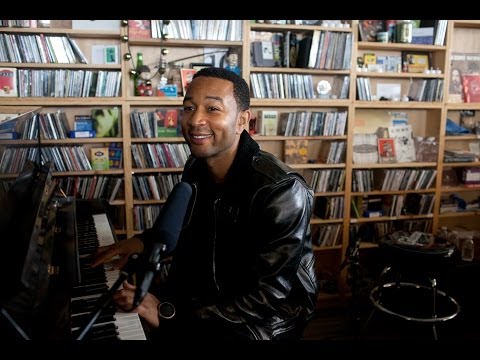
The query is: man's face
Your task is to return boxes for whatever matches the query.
[181,76,247,164]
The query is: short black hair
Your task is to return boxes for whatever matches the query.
[192,67,250,111]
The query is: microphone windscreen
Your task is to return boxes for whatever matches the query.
[154,182,192,253]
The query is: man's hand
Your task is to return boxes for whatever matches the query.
[114,280,161,328]
[91,236,144,269]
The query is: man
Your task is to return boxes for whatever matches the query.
[92,67,317,340]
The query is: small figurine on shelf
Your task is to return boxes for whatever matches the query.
[224,48,241,76]
[136,65,153,96]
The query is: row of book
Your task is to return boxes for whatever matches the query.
[16,69,121,97]
[283,139,346,165]
[312,224,343,248]
[331,75,350,99]
[313,196,344,220]
[356,76,445,103]
[351,193,435,219]
[350,220,433,244]
[131,143,190,169]
[250,73,315,99]
[355,77,373,101]
[57,176,123,203]
[0,146,91,173]
[130,109,182,138]
[250,29,352,71]
[300,30,353,70]
[133,204,162,231]
[147,20,242,41]
[1,108,120,140]
[407,78,444,102]
[24,112,69,139]
[0,143,121,173]
[378,169,437,192]
[433,20,448,46]
[0,20,36,28]
[387,193,435,217]
[303,168,346,193]
[318,141,346,165]
[444,149,477,162]
[0,33,87,64]
[280,110,347,137]
[352,168,437,193]
[132,173,182,201]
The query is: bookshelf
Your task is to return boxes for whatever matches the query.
[440,20,480,232]
[1,19,480,306]
[0,20,128,235]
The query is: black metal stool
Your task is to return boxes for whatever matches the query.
[366,232,460,340]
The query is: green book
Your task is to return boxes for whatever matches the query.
[156,108,180,137]
[92,107,119,137]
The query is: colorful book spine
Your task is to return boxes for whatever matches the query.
[69,130,96,138]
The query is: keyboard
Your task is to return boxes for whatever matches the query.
[71,210,147,340]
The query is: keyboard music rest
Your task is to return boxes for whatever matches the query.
[72,200,147,340]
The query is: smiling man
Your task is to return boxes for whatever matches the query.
[92,67,317,341]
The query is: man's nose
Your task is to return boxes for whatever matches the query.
[187,110,207,126]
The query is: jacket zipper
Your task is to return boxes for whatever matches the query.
[212,197,220,291]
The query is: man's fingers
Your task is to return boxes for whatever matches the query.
[91,245,118,268]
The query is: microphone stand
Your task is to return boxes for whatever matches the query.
[339,229,362,340]
[0,307,30,340]
[76,253,140,341]
[133,243,166,308]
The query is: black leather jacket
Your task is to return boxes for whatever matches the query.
[146,130,318,340]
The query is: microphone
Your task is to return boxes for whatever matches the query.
[133,181,192,308]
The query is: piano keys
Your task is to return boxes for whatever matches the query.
[71,200,147,340]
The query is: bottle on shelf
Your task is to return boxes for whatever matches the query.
[461,235,474,262]
[396,20,413,43]
[134,52,144,96]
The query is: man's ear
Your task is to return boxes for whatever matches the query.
[237,110,251,133]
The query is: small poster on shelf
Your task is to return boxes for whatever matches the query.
[180,68,197,96]
[0,68,17,97]
[402,52,430,73]
[378,138,396,163]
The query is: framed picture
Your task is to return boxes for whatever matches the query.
[402,51,430,73]
[377,138,396,163]
[0,67,18,97]
[180,68,197,96]
[190,63,213,71]
[358,20,384,42]
[91,45,119,65]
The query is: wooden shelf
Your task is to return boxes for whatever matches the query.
[357,41,446,52]
[2,20,480,309]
